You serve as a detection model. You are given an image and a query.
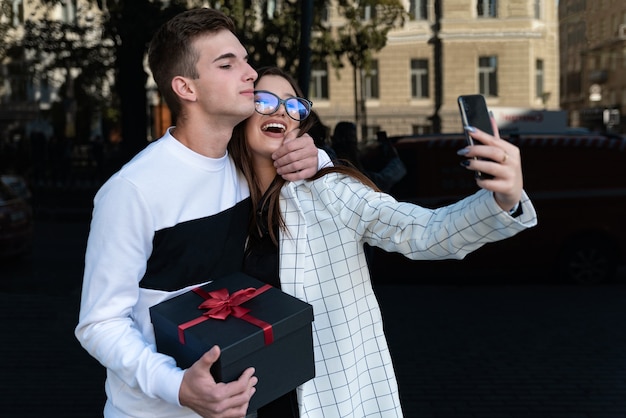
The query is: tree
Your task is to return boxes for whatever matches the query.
[14,0,283,164]
[0,1,13,62]
[93,0,331,162]
[6,0,402,167]
[327,0,406,140]
[13,0,185,165]
[20,13,116,141]
[221,0,330,95]
[95,0,184,162]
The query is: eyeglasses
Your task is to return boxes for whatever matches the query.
[254,90,313,121]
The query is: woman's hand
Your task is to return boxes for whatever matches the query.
[457,116,523,212]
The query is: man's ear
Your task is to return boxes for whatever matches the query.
[171,76,197,102]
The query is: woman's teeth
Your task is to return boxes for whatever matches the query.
[262,123,286,133]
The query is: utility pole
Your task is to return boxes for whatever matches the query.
[298,0,313,97]
[428,0,442,133]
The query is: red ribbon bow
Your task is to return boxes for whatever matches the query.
[177,285,273,346]
[198,287,257,320]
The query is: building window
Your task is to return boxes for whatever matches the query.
[319,4,330,23]
[535,59,544,98]
[40,76,51,104]
[534,0,541,19]
[309,62,329,100]
[410,59,429,98]
[412,124,432,135]
[599,18,607,41]
[409,0,428,20]
[477,0,497,18]
[360,4,376,21]
[610,51,618,71]
[478,56,498,97]
[62,0,77,24]
[266,0,277,18]
[364,125,380,142]
[11,0,24,27]
[601,51,609,69]
[362,60,379,99]
[7,61,28,101]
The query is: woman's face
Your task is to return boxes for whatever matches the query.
[245,75,301,162]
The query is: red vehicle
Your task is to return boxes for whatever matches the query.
[366,132,626,284]
[0,177,33,260]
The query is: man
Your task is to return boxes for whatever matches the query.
[75,8,329,418]
[330,121,406,192]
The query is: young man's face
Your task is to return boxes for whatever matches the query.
[189,29,258,125]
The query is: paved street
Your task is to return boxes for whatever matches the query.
[378,282,626,418]
[2,219,626,417]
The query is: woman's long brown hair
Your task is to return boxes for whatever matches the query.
[228,66,379,245]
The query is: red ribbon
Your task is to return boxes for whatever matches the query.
[177,284,274,346]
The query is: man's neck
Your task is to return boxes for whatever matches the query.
[170,124,232,159]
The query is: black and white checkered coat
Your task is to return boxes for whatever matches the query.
[276,172,537,418]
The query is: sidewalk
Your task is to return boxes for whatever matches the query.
[376,281,626,417]
[2,219,626,417]
[3,281,626,417]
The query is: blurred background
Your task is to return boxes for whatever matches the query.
[1,1,626,417]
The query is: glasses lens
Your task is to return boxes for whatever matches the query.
[254,91,279,115]
[285,98,311,121]
[254,90,312,121]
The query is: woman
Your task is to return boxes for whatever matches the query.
[228,67,537,418]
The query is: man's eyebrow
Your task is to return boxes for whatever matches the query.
[212,52,249,63]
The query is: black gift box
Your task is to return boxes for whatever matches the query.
[149,272,314,412]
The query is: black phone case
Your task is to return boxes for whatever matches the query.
[457,94,494,179]
[458,94,493,141]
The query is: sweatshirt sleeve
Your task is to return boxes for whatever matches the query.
[74,175,185,406]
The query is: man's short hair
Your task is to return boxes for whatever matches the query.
[148,8,237,119]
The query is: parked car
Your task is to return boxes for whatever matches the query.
[1,174,32,203]
[364,132,626,285]
[0,177,34,259]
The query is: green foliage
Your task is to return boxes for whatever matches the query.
[9,0,404,102]
[334,0,407,72]
[0,0,12,58]
[240,2,303,74]
[212,0,313,76]
[210,0,405,83]
[21,19,114,90]
[2,0,405,146]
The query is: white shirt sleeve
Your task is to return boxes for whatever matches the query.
[75,175,185,406]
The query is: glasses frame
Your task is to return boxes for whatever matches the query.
[253,90,313,121]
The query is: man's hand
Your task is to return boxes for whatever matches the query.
[179,345,257,418]
[272,129,319,181]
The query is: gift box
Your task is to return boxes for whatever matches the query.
[150,272,314,412]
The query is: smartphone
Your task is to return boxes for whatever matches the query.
[457,94,493,142]
[457,94,493,178]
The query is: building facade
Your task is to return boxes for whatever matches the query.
[1,0,563,145]
[312,0,560,140]
[0,0,106,142]
[559,0,626,133]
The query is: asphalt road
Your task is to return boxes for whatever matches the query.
[2,219,626,417]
